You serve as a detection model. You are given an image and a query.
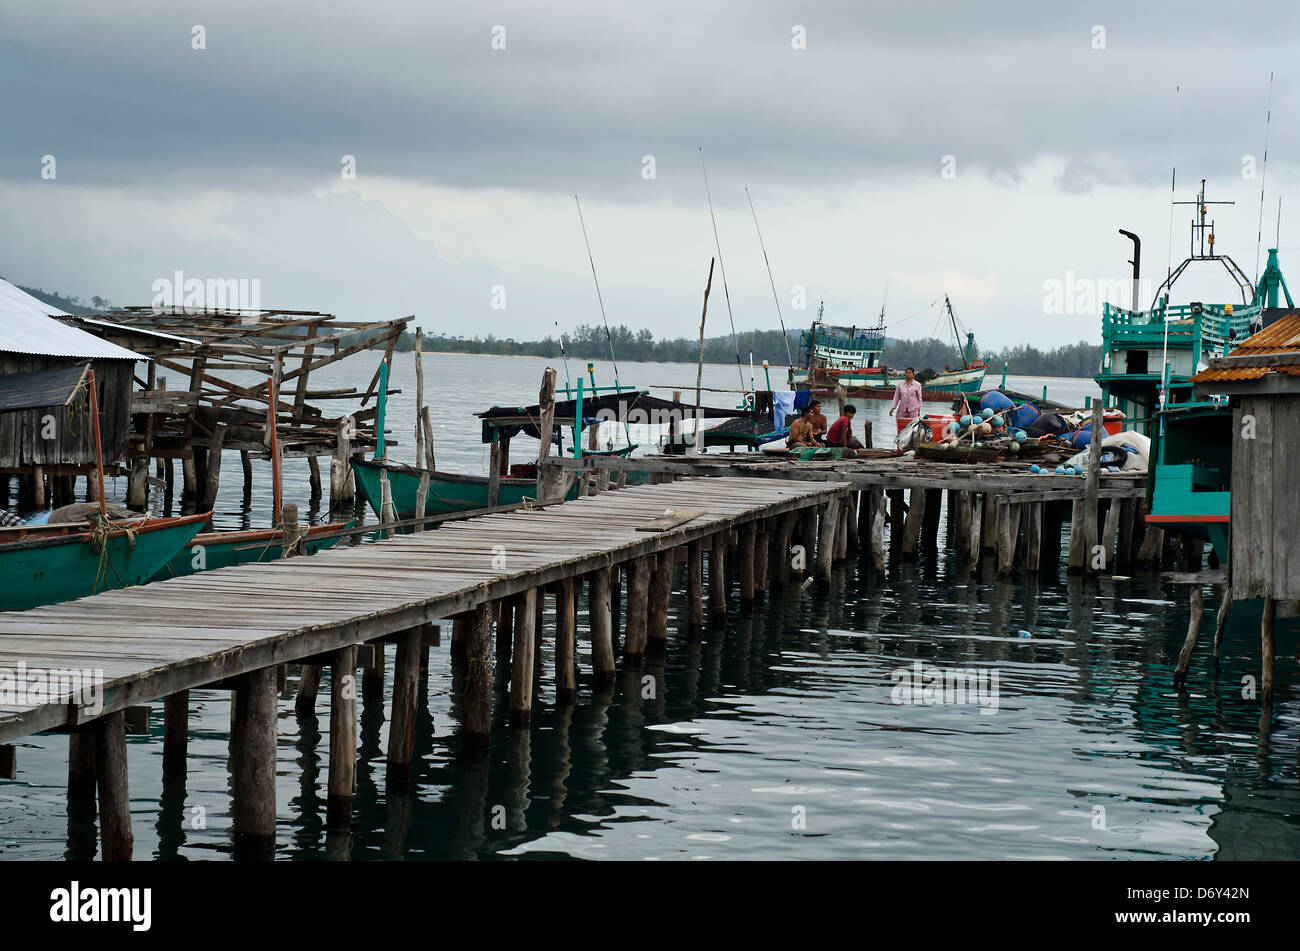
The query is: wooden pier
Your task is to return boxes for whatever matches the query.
[555,451,1155,577]
[0,476,849,859]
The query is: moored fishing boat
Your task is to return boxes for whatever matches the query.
[150,519,355,580]
[0,512,210,611]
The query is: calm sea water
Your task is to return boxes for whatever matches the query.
[2,355,1297,861]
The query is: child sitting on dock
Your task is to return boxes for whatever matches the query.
[827,405,863,449]
[787,407,825,449]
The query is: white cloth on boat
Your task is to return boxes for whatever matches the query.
[772,390,796,431]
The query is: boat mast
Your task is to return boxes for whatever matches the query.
[745,187,795,368]
[699,147,747,393]
[944,295,967,368]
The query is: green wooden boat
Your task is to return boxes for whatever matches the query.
[352,458,546,521]
[150,519,355,581]
[0,512,211,612]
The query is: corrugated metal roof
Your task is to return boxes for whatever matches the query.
[1229,312,1300,356]
[0,279,143,361]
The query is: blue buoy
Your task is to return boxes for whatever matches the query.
[1019,630,1032,639]
[959,414,972,427]
[1029,464,1040,473]
[991,415,1004,428]
[981,407,994,420]
[1014,430,1027,443]
[1054,465,1065,474]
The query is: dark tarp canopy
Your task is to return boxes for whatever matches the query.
[0,363,90,414]
[476,390,750,444]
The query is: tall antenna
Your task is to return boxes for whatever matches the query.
[744,186,794,367]
[553,319,573,393]
[574,195,621,387]
[1160,85,1181,421]
[1277,195,1283,247]
[699,147,746,392]
[1254,71,1275,283]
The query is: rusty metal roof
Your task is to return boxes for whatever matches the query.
[1229,313,1300,356]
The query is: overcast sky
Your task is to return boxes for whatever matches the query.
[2,1,1298,354]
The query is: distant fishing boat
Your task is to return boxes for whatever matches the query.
[789,298,987,398]
[151,520,354,580]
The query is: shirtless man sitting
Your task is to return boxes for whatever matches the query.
[787,407,825,449]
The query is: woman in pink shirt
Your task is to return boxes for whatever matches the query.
[889,367,923,421]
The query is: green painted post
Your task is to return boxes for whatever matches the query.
[373,360,389,461]
[574,377,584,460]
[1041,384,1047,403]
[1000,362,1008,388]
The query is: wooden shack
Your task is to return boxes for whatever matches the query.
[0,279,143,509]
[1191,312,1300,696]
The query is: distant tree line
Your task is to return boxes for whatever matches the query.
[409,324,1103,378]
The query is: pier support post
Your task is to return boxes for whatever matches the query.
[738,523,756,610]
[952,492,970,561]
[230,666,277,859]
[1024,502,1043,574]
[870,487,886,574]
[996,503,1022,576]
[921,489,942,553]
[1173,586,1204,689]
[510,589,538,726]
[93,711,133,861]
[687,540,704,633]
[967,494,984,572]
[773,512,795,587]
[707,537,727,629]
[1261,598,1276,699]
[609,566,622,654]
[1100,500,1121,573]
[163,690,189,773]
[67,730,97,859]
[887,489,905,556]
[127,454,149,509]
[386,625,424,785]
[856,489,871,551]
[753,520,769,604]
[589,572,616,685]
[328,645,357,829]
[1213,586,1234,658]
[1115,498,1135,575]
[199,421,228,511]
[296,665,322,715]
[648,550,673,645]
[241,450,253,499]
[902,487,926,559]
[450,613,469,658]
[463,603,495,745]
[496,595,514,666]
[797,509,817,577]
[556,578,577,703]
[330,415,356,504]
[982,493,998,553]
[1067,499,1087,572]
[625,556,651,662]
[816,497,842,585]
[362,641,385,700]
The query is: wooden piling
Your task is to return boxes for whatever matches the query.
[798,508,817,577]
[1173,586,1204,689]
[773,511,795,586]
[327,645,357,829]
[509,589,538,726]
[93,711,133,861]
[68,729,97,814]
[738,523,756,609]
[967,494,983,571]
[687,539,704,633]
[1115,498,1135,575]
[362,641,385,699]
[625,556,651,661]
[870,487,886,574]
[241,450,253,498]
[463,603,494,744]
[648,550,673,644]
[386,625,424,785]
[1067,498,1087,572]
[295,664,322,715]
[887,488,905,555]
[816,497,842,584]
[921,488,942,553]
[752,520,769,604]
[1024,502,1043,574]
[902,487,926,559]
[589,570,616,684]
[856,489,871,550]
[1261,597,1276,698]
[707,536,727,628]
[996,503,1022,576]
[556,578,577,702]
[163,690,189,772]
[230,666,277,857]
